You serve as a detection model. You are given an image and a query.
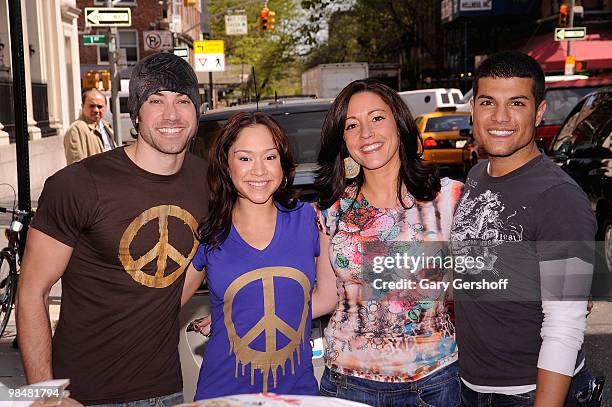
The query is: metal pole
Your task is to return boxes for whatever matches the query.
[9,0,31,212]
[463,21,468,94]
[200,0,214,110]
[567,0,575,57]
[107,0,122,145]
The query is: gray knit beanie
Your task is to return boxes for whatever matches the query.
[128,52,200,129]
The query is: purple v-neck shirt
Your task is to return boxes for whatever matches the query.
[192,202,320,399]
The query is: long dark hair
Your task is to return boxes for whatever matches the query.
[197,112,296,254]
[315,79,440,210]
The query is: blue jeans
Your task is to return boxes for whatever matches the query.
[320,362,461,407]
[88,392,183,407]
[460,366,593,407]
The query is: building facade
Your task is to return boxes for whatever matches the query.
[440,0,612,91]
[0,0,81,199]
[76,0,202,81]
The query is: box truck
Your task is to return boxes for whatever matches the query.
[302,63,369,98]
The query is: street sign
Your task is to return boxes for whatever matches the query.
[83,34,106,46]
[225,15,248,35]
[194,40,225,72]
[555,27,587,41]
[174,47,189,61]
[170,14,182,33]
[143,31,173,52]
[85,7,131,27]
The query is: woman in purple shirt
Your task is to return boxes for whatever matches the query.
[187,112,321,399]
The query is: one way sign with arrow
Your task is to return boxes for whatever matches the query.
[554,27,587,41]
[85,7,132,27]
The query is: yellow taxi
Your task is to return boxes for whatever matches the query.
[415,110,476,176]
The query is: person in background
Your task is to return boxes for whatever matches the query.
[313,79,463,406]
[64,88,115,165]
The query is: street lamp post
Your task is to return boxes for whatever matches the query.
[8,0,31,212]
[107,0,122,146]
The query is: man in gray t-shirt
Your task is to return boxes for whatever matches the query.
[451,51,596,407]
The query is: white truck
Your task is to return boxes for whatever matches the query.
[302,63,369,98]
[398,88,464,117]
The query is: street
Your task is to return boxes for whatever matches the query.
[1,300,611,404]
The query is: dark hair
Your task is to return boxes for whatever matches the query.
[81,88,106,105]
[473,51,545,106]
[315,79,440,210]
[197,112,297,254]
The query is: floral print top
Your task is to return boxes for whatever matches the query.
[317,177,463,382]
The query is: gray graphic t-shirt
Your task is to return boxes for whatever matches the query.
[450,155,596,388]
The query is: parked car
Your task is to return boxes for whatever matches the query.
[415,110,476,177]
[538,77,612,150]
[548,87,612,277]
[191,98,334,202]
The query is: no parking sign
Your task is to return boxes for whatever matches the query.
[143,31,173,52]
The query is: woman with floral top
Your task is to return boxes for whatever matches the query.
[311,79,464,406]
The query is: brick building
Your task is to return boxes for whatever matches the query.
[76,0,202,82]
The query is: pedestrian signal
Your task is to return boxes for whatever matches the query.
[101,70,111,91]
[82,71,100,90]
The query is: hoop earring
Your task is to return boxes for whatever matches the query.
[281,176,288,189]
[344,157,360,179]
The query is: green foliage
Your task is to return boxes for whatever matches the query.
[300,0,443,85]
[207,0,304,97]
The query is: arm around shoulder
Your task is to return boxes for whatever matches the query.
[312,231,338,319]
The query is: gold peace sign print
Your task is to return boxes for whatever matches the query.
[119,205,198,288]
[224,267,311,394]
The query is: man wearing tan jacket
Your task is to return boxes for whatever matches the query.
[64,88,116,164]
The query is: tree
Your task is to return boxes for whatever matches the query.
[300,0,444,89]
[207,0,304,98]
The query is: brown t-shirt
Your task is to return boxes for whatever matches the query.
[31,147,208,404]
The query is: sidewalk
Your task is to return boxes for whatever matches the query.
[0,297,60,388]
[2,301,612,401]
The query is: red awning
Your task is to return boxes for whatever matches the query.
[522,31,612,72]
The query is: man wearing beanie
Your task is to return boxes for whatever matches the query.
[17,52,208,405]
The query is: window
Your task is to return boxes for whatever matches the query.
[543,87,601,126]
[424,115,471,133]
[98,30,139,65]
[94,0,137,5]
[194,110,328,165]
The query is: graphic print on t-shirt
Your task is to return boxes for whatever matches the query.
[223,266,311,394]
[451,189,524,276]
[118,204,198,288]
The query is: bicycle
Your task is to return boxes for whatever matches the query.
[0,204,33,338]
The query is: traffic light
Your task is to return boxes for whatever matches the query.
[576,60,587,72]
[260,7,269,31]
[559,3,569,27]
[268,10,276,31]
[101,70,111,91]
[82,71,100,90]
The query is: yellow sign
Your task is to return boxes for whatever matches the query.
[194,40,224,54]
